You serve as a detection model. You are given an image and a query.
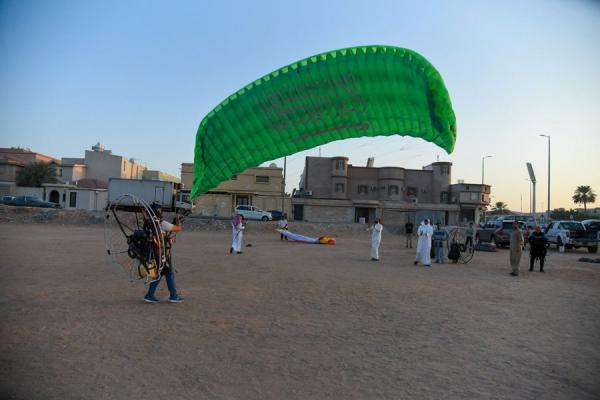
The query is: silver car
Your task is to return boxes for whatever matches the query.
[234,205,273,221]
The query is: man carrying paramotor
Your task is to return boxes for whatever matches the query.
[144,203,184,304]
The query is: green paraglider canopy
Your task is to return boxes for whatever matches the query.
[192,45,456,198]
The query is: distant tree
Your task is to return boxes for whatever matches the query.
[550,207,594,221]
[550,208,573,221]
[572,185,596,211]
[16,162,58,187]
[490,201,510,214]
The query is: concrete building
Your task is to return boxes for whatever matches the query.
[143,169,180,183]
[0,147,60,166]
[292,156,490,225]
[0,147,61,196]
[449,183,492,222]
[72,143,146,184]
[181,162,290,217]
[62,144,183,186]
[60,158,87,184]
[42,183,108,211]
[9,183,108,211]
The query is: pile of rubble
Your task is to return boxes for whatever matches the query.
[0,205,404,236]
[0,205,105,225]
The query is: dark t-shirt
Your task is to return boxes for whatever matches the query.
[405,222,414,234]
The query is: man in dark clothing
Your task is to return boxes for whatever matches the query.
[528,226,548,272]
[405,220,414,248]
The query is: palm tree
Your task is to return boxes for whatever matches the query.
[16,162,59,187]
[491,201,510,214]
[572,185,596,211]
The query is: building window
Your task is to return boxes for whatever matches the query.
[388,185,399,195]
[69,192,77,208]
[357,185,368,194]
[407,187,417,197]
[255,175,269,184]
[335,183,345,193]
[236,197,249,206]
[335,160,344,170]
[440,165,449,175]
[440,191,449,203]
[231,174,238,180]
[481,194,485,202]
[123,160,126,171]
[470,192,479,201]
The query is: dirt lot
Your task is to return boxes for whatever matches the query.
[1,223,599,400]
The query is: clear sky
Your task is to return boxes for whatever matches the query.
[1,0,599,212]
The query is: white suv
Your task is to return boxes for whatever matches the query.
[234,205,273,221]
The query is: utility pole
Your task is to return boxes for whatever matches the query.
[281,156,287,213]
[520,193,523,212]
[539,135,551,219]
[526,162,537,215]
[482,155,492,185]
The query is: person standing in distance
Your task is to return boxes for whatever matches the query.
[278,215,289,241]
[509,221,524,276]
[405,219,414,248]
[415,219,433,267]
[369,218,383,261]
[432,221,448,264]
[230,214,245,254]
[528,225,548,272]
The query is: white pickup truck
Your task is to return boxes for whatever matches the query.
[545,220,598,253]
[108,179,193,212]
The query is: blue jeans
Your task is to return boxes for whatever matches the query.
[435,241,445,263]
[145,269,177,298]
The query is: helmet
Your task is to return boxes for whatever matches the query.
[150,202,162,218]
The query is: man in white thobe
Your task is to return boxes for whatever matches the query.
[370,218,383,261]
[230,214,245,254]
[414,219,433,267]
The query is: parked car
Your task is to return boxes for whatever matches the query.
[5,196,61,209]
[581,220,600,253]
[476,220,528,247]
[268,210,287,221]
[0,195,16,204]
[545,220,598,253]
[494,214,537,228]
[234,205,273,221]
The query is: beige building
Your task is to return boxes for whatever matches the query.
[181,163,290,217]
[73,143,146,184]
[143,170,180,183]
[9,183,108,211]
[449,182,492,222]
[41,183,108,211]
[293,156,490,225]
[0,147,61,196]
[60,157,88,184]
[0,147,60,166]
[60,143,147,186]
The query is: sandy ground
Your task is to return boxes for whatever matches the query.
[0,223,599,400]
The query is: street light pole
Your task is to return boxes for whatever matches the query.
[539,135,551,219]
[529,180,532,214]
[281,156,287,213]
[482,155,492,185]
[524,178,532,213]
